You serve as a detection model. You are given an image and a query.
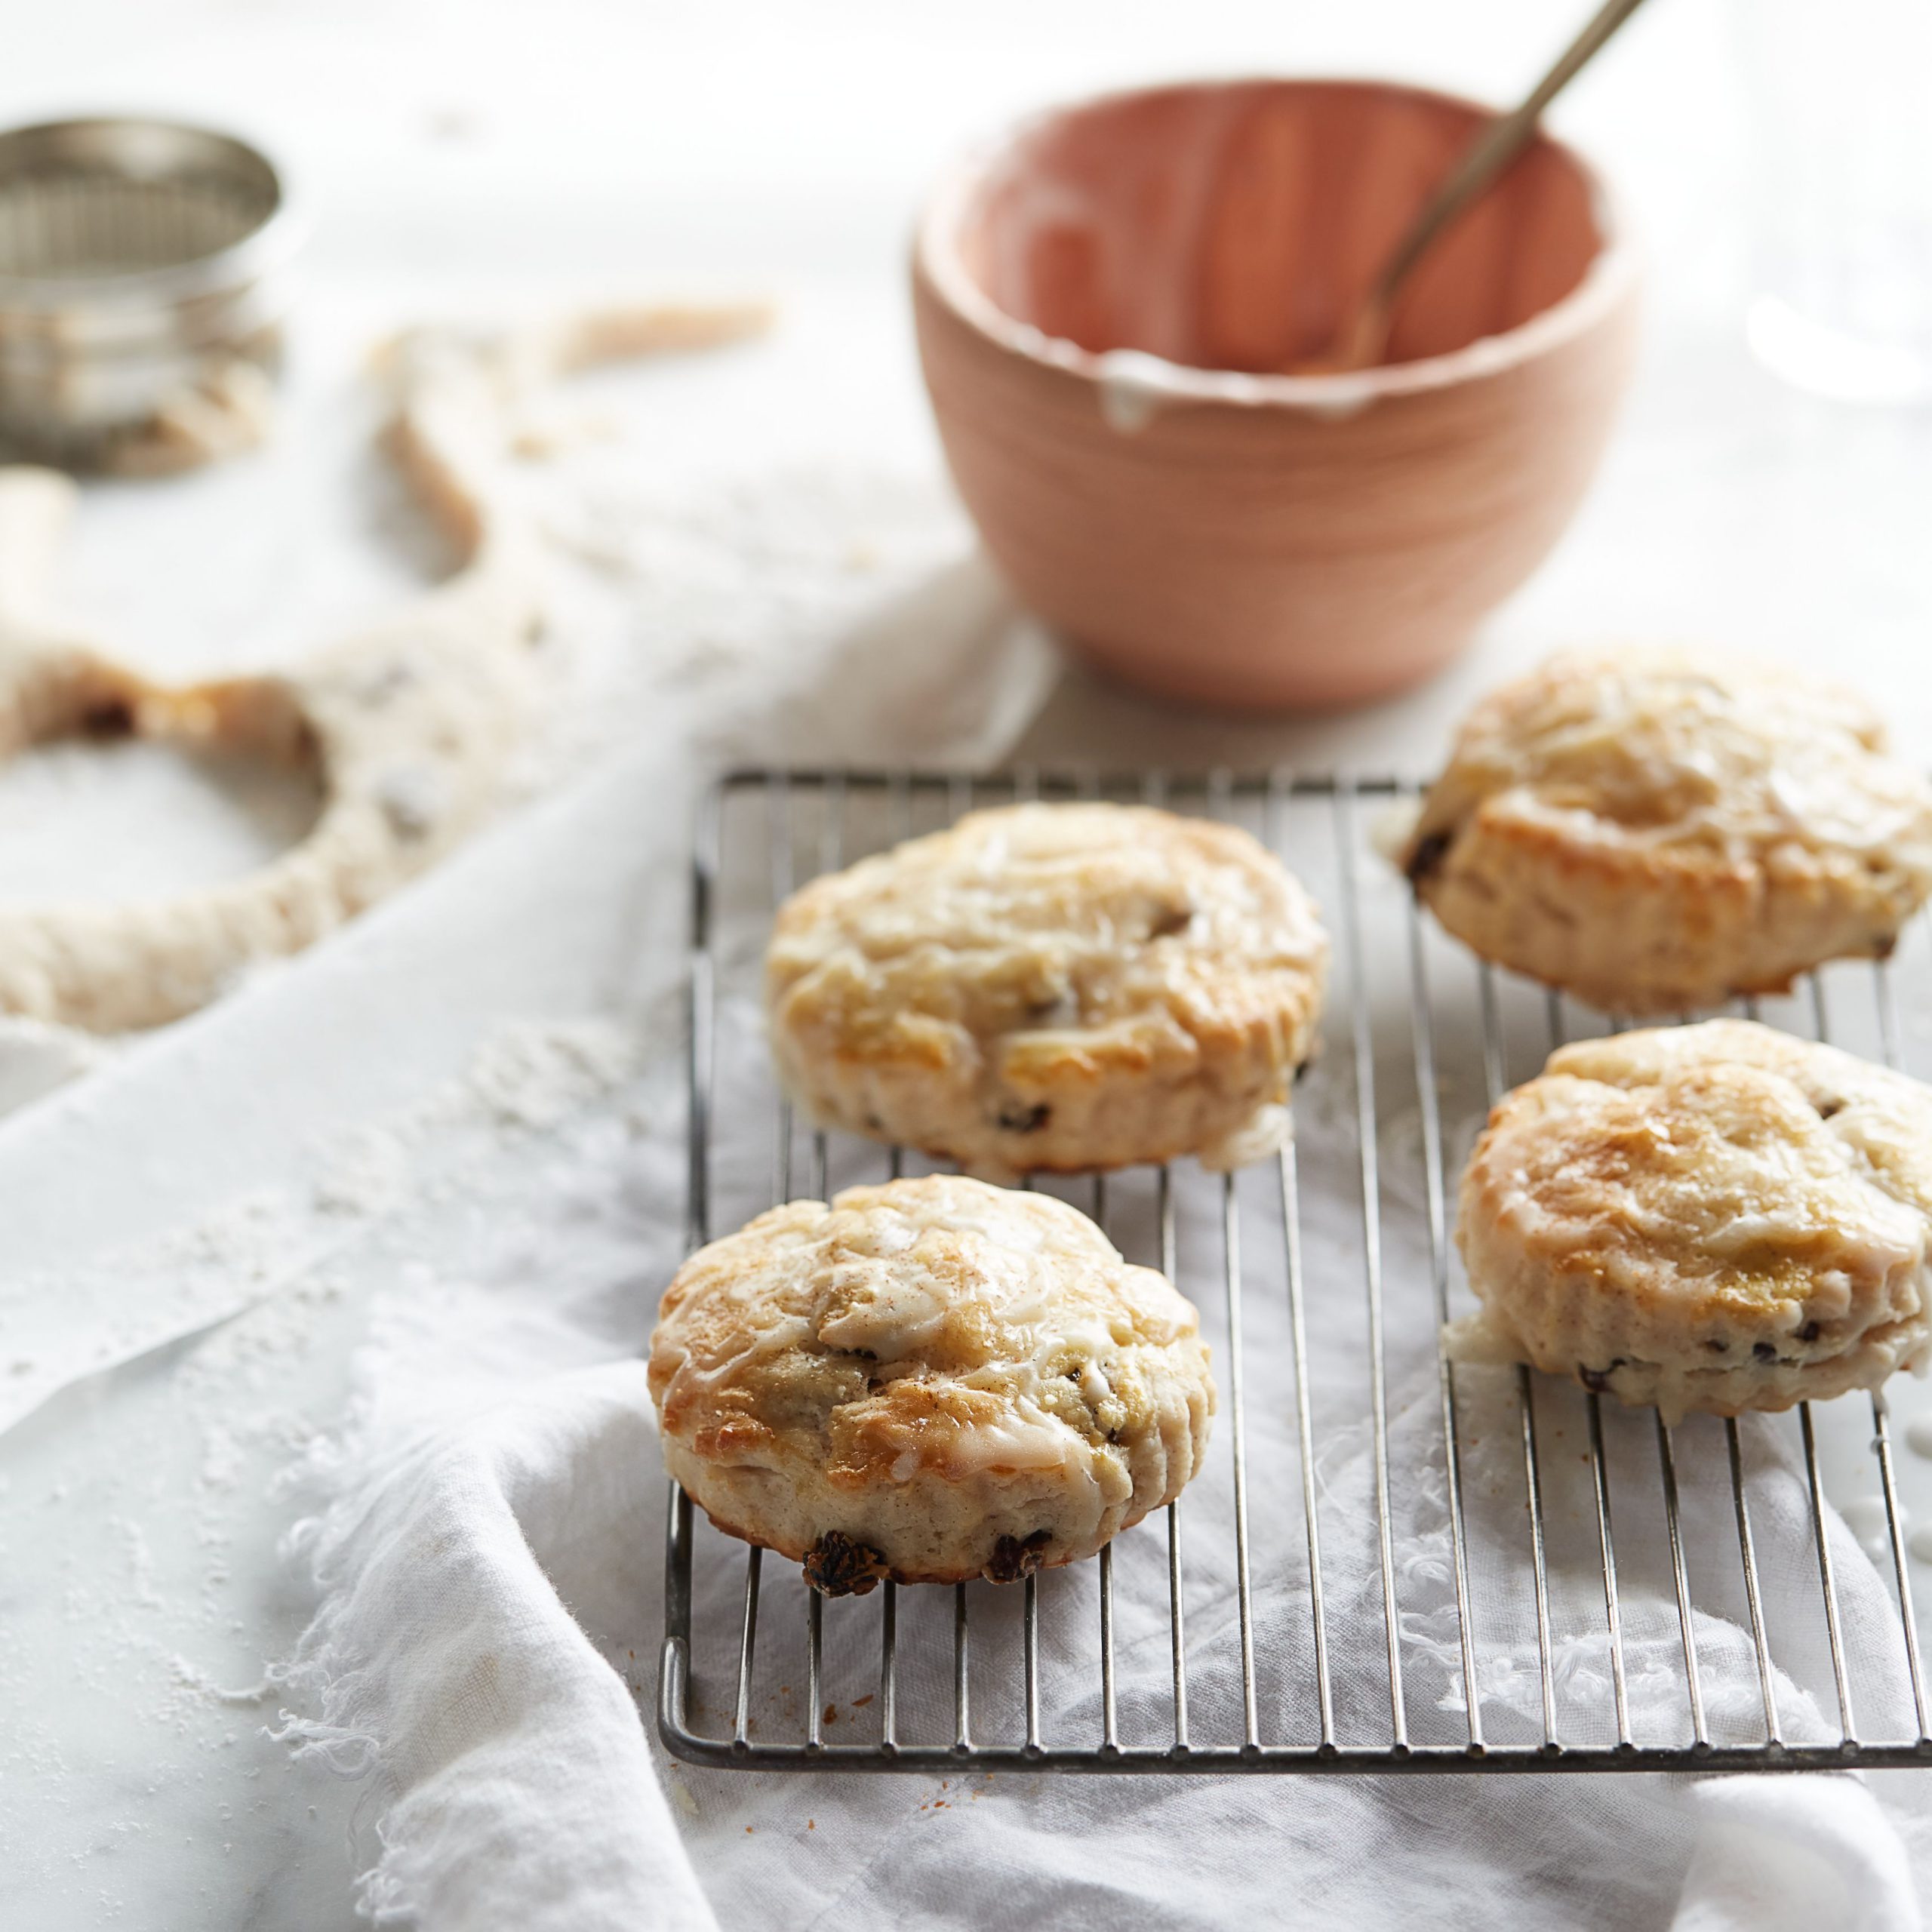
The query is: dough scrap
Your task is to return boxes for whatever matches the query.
[0,300,772,1032]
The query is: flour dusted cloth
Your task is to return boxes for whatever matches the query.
[281,1366,702,1927]
[269,1044,1928,1929]
[265,512,1925,1927]
[278,1307,1926,1928]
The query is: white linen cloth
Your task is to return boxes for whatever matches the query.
[265,587,1928,1928]
[275,1196,1925,1930]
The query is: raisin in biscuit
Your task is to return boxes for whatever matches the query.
[765,801,1328,1175]
[1401,648,1932,1015]
[1451,1019,1932,1420]
[648,1175,1215,1592]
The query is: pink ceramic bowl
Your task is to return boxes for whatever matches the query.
[912,78,1640,710]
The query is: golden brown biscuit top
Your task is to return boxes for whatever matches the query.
[650,1174,1207,1484]
[1411,647,1932,869]
[766,800,1327,1069]
[1469,1020,1932,1317]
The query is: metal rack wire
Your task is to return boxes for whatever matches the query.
[660,769,1932,1774]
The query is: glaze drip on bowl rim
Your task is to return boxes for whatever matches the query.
[917,75,1638,420]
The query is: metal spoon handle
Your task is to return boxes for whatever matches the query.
[1336,0,1653,369]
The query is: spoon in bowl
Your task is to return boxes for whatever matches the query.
[1301,0,1655,374]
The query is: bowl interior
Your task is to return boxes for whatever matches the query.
[952,79,1610,374]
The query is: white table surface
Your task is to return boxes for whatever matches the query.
[4,2,1932,1925]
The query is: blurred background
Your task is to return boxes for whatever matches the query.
[1,0,1925,764]
[5,9,1932,1924]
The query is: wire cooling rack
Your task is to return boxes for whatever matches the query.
[659,768,1932,1774]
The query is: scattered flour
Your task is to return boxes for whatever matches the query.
[458,1017,648,1132]
[0,1014,112,1115]
[0,431,985,1125]
[0,1002,685,1911]
[0,367,1052,1915]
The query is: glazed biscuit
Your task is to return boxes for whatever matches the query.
[1451,1019,1932,1420]
[1401,648,1932,1014]
[648,1175,1215,1591]
[765,801,1328,1174]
